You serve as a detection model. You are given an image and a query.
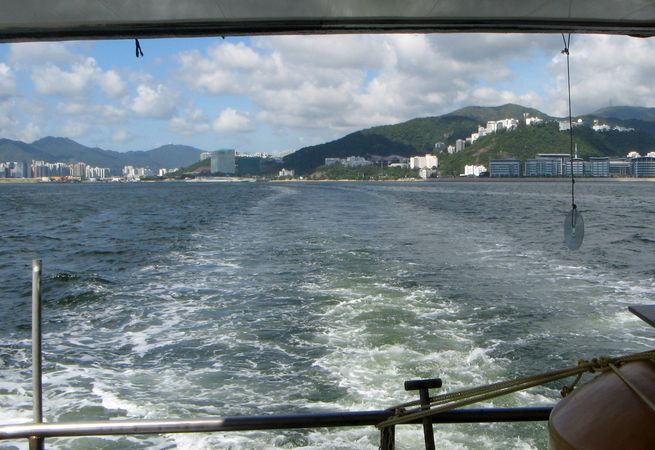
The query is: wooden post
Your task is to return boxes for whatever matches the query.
[404,378,442,450]
[380,424,395,450]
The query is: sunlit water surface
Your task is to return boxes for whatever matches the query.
[1,181,654,449]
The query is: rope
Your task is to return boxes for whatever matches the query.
[561,33,576,213]
[608,362,655,413]
[377,350,655,429]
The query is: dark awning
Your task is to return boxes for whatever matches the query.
[1,0,655,42]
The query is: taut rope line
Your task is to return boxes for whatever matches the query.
[377,350,655,429]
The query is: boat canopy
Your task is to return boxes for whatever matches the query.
[1,0,655,42]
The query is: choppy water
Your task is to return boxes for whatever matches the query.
[1,181,654,449]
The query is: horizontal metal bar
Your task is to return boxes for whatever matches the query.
[1,19,655,43]
[0,407,552,440]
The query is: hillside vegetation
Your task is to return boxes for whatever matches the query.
[282,104,655,176]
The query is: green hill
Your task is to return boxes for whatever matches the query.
[283,104,554,174]
[446,104,553,123]
[592,106,655,122]
[282,104,655,176]
[284,115,479,173]
[0,137,203,171]
[439,121,655,176]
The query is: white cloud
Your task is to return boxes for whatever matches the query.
[131,84,177,119]
[8,42,81,67]
[57,102,127,124]
[208,41,264,70]
[31,57,127,100]
[61,121,89,138]
[0,63,16,97]
[33,61,95,97]
[112,128,134,144]
[20,122,42,142]
[176,34,559,143]
[213,108,255,133]
[170,107,210,135]
[545,35,655,116]
[97,69,127,99]
[0,99,43,142]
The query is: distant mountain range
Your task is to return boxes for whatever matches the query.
[283,104,655,175]
[3,104,655,176]
[0,137,203,171]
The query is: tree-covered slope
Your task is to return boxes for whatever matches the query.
[592,106,655,122]
[284,115,479,173]
[438,121,655,176]
[284,103,655,176]
[446,103,553,123]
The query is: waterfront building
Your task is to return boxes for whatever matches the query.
[156,168,178,177]
[588,157,610,177]
[388,162,409,169]
[489,159,521,177]
[237,156,262,174]
[524,158,560,177]
[16,161,29,178]
[462,164,487,177]
[409,154,438,170]
[609,158,631,177]
[563,158,584,177]
[122,165,151,179]
[631,156,655,177]
[343,156,372,168]
[86,166,110,179]
[210,149,236,174]
[418,168,435,179]
[278,168,294,177]
[71,162,86,179]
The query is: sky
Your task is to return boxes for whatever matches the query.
[0,33,654,154]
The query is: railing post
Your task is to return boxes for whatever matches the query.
[30,259,44,450]
[379,423,395,450]
[404,378,442,450]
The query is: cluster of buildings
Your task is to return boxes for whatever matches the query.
[207,149,279,176]
[0,159,178,181]
[324,156,373,168]
[0,160,112,180]
[446,114,636,155]
[489,151,655,178]
[324,153,439,179]
[447,116,526,155]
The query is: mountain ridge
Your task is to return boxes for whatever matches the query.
[283,103,655,175]
[0,137,204,171]
[3,104,655,176]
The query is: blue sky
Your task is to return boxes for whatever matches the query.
[0,34,653,154]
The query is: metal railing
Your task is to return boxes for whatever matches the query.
[0,407,552,448]
[0,260,553,449]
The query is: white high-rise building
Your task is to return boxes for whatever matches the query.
[409,154,438,170]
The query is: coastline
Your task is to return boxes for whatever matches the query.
[270,176,654,183]
[2,176,654,185]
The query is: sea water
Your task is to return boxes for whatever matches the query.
[1,181,654,449]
